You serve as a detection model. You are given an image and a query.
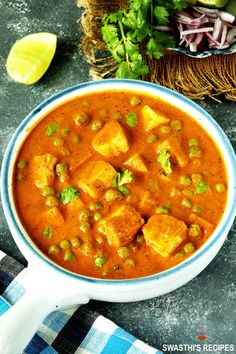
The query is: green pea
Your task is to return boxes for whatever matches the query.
[82,243,92,256]
[60,240,70,249]
[88,201,103,211]
[136,234,144,244]
[56,163,69,183]
[53,137,64,147]
[159,125,171,134]
[195,180,207,194]
[170,120,182,131]
[118,247,130,258]
[64,250,75,262]
[182,198,192,208]
[215,183,226,193]
[189,224,201,237]
[70,236,82,248]
[192,204,201,214]
[94,212,103,222]
[183,242,195,253]
[43,225,52,239]
[95,256,106,267]
[79,221,90,233]
[91,120,104,131]
[179,175,192,186]
[175,250,185,257]
[155,206,169,214]
[188,146,202,158]
[146,133,157,144]
[45,196,59,207]
[188,138,199,146]
[41,186,56,197]
[71,135,81,143]
[130,96,141,106]
[61,127,71,135]
[74,112,90,125]
[105,189,121,202]
[17,159,28,169]
[78,208,91,221]
[48,245,60,255]
[125,258,135,267]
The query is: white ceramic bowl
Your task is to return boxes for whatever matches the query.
[1,79,236,354]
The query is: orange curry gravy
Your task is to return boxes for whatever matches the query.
[13,90,227,279]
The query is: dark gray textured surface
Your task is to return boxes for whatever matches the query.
[0,1,235,353]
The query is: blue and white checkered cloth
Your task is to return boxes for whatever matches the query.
[0,251,162,354]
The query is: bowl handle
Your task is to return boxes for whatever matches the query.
[0,273,89,354]
[0,288,57,354]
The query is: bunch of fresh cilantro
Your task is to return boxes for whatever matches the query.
[101,0,189,79]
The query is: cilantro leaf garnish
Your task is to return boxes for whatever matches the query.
[101,0,188,78]
[112,169,134,195]
[195,180,208,194]
[60,186,79,205]
[156,149,172,175]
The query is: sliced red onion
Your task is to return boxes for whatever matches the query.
[212,18,222,40]
[174,6,236,52]
[226,28,236,43]
[220,24,228,48]
[219,11,235,24]
[181,27,214,36]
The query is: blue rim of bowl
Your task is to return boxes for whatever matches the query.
[1,79,236,286]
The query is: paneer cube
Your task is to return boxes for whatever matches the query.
[142,214,187,257]
[139,191,158,216]
[32,153,57,188]
[156,135,189,168]
[141,105,169,132]
[124,153,147,173]
[43,207,64,226]
[77,160,116,198]
[92,120,129,157]
[98,204,144,247]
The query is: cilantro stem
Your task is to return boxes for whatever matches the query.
[118,20,130,66]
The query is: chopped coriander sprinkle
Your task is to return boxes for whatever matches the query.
[195,180,208,194]
[43,225,52,239]
[45,123,59,137]
[125,112,138,128]
[112,169,133,195]
[156,149,172,175]
[60,186,79,205]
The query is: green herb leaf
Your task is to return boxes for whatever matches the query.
[195,180,208,194]
[118,186,129,195]
[125,112,138,127]
[43,225,52,239]
[112,169,134,195]
[156,149,172,174]
[60,186,79,205]
[154,6,169,25]
[45,123,59,137]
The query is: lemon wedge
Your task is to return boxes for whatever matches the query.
[6,32,57,85]
[197,0,229,7]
